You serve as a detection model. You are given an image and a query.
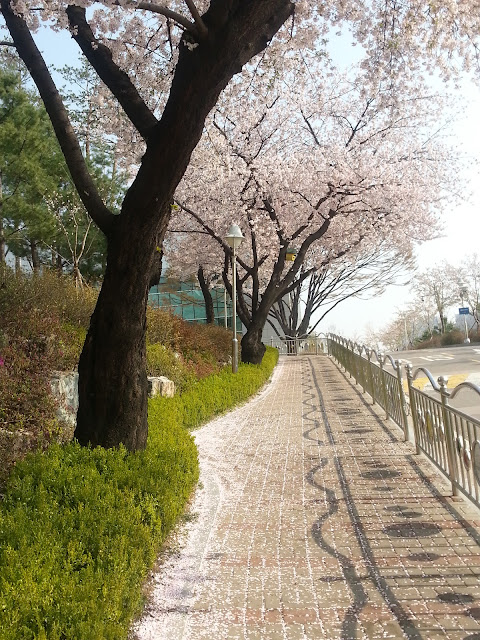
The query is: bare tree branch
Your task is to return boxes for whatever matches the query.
[182,0,208,38]
[134,2,198,34]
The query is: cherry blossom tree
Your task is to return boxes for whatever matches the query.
[174,62,455,363]
[0,0,296,450]
[267,246,414,340]
[414,262,459,334]
[1,0,479,449]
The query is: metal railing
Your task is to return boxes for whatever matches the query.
[328,334,480,509]
[269,336,328,356]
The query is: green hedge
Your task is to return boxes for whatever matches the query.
[0,347,278,639]
[151,346,279,430]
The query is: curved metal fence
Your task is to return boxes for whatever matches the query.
[328,334,480,509]
[269,336,328,356]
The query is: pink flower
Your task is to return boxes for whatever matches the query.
[0,356,4,367]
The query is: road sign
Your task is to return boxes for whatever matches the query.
[459,307,470,315]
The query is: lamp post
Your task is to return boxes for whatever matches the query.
[460,283,470,344]
[225,224,245,373]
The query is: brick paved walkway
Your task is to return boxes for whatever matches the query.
[134,356,480,640]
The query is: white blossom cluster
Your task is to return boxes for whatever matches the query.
[7,1,480,91]
[171,52,459,292]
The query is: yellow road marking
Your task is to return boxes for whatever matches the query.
[402,373,468,392]
[446,374,468,388]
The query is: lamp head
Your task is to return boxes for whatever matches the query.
[225,224,245,250]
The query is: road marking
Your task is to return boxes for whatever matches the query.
[472,359,480,364]
[402,373,469,392]
[418,356,454,361]
[447,374,469,388]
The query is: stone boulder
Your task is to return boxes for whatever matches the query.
[148,376,175,398]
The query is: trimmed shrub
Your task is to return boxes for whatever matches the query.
[0,410,199,640]
[153,346,279,431]
[0,347,278,639]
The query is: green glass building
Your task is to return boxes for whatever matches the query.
[148,277,241,330]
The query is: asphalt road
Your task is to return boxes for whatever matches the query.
[382,344,480,419]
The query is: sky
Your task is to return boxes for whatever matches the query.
[28,19,480,343]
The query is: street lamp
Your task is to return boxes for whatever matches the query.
[225,224,245,373]
[460,283,471,344]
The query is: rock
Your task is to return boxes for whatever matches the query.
[148,376,175,398]
[50,371,79,432]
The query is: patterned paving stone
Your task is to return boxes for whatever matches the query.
[133,356,480,640]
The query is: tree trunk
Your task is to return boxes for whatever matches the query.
[74,218,160,450]
[30,240,40,273]
[56,251,63,275]
[0,217,5,266]
[15,255,21,274]
[73,263,83,289]
[241,321,266,364]
[0,174,5,265]
[198,266,214,324]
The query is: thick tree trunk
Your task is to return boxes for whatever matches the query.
[241,321,266,364]
[74,217,160,450]
[198,266,214,324]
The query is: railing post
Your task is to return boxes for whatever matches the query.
[378,353,389,420]
[438,375,459,497]
[406,364,420,454]
[360,349,366,393]
[395,359,409,442]
[351,343,358,382]
[348,341,355,379]
[366,349,375,404]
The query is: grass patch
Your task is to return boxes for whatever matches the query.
[0,347,278,639]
